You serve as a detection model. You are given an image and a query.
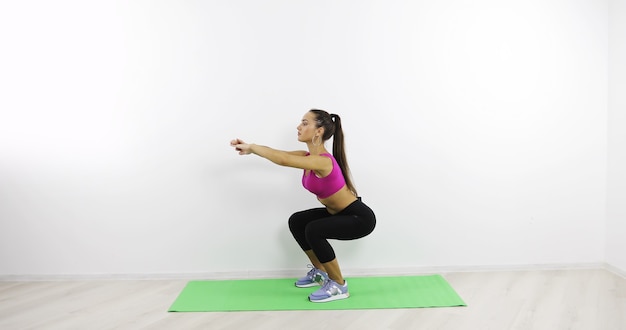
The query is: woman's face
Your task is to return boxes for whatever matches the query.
[297,111,322,143]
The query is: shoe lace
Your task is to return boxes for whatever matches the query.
[320,278,334,294]
[306,264,317,279]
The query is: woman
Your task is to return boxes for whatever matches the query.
[230,109,376,303]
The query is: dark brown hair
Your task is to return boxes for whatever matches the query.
[309,109,357,196]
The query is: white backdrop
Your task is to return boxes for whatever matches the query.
[607,0,626,275]
[0,0,617,278]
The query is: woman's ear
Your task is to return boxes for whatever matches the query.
[317,127,324,137]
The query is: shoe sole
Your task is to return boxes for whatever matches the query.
[309,292,350,303]
[295,282,320,288]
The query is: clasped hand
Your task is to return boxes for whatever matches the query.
[230,138,252,155]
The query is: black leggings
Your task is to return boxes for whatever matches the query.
[288,198,376,264]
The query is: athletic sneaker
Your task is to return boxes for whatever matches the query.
[308,279,349,303]
[295,265,328,288]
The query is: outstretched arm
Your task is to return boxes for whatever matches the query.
[230,139,330,171]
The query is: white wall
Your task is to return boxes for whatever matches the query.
[0,0,608,277]
[607,0,626,275]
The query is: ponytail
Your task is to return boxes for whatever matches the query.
[310,109,358,196]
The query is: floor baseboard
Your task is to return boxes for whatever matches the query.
[0,262,608,282]
[604,262,626,279]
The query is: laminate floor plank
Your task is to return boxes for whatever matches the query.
[0,269,624,330]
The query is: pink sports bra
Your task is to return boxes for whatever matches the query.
[302,153,346,199]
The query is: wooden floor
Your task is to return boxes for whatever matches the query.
[1,269,625,330]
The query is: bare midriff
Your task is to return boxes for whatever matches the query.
[317,185,358,215]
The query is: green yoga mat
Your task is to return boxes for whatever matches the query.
[169,274,466,312]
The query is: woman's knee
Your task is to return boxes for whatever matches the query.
[288,210,313,234]
[288,211,304,230]
[288,208,327,227]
